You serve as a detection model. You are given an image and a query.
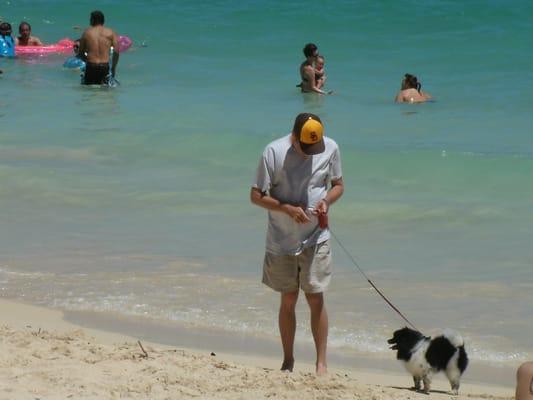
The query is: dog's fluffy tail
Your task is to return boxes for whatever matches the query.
[442,329,465,348]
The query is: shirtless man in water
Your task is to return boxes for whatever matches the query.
[78,10,119,85]
[16,22,43,46]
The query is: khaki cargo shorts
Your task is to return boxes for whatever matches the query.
[262,240,332,293]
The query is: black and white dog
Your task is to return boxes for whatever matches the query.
[388,327,469,394]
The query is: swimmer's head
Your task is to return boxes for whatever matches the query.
[73,38,80,54]
[315,55,325,70]
[0,22,12,36]
[90,10,105,26]
[303,43,318,59]
[402,73,422,92]
[292,113,325,155]
[18,21,31,38]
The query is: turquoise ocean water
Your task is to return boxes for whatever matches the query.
[1,0,532,377]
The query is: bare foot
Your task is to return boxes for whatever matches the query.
[281,359,294,372]
[316,362,327,376]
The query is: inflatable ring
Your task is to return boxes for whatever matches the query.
[117,35,132,52]
[19,35,132,57]
[16,38,74,56]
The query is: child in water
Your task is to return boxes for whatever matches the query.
[315,55,327,89]
[0,22,15,58]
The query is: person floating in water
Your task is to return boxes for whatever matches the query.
[78,10,119,85]
[395,73,432,103]
[298,43,332,95]
[0,22,15,58]
[15,22,43,46]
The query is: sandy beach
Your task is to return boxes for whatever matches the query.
[0,299,514,400]
[2,1,532,397]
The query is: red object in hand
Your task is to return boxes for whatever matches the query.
[318,212,329,229]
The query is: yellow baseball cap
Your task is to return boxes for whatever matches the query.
[294,113,325,155]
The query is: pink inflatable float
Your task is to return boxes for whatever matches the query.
[16,38,74,56]
[16,35,132,56]
[117,35,132,52]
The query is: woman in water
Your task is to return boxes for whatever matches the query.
[395,73,431,103]
[299,43,332,95]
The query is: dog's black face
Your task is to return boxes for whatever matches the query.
[388,327,426,361]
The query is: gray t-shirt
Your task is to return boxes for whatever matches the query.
[253,134,342,256]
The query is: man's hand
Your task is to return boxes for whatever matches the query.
[313,199,329,216]
[282,204,311,224]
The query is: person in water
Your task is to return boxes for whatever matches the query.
[73,39,81,56]
[299,43,332,95]
[78,10,119,85]
[0,22,15,58]
[395,73,432,103]
[0,22,13,37]
[314,55,327,89]
[15,22,43,46]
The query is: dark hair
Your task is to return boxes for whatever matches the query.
[293,112,322,135]
[403,73,422,92]
[303,43,318,58]
[18,21,31,33]
[90,10,105,26]
[0,22,12,35]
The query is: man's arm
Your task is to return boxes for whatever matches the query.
[314,177,344,215]
[111,31,120,76]
[78,32,88,61]
[250,187,311,224]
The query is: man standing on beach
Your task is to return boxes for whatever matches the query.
[78,10,119,85]
[250,113,344,375]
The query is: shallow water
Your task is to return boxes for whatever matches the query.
[1,0,532,367]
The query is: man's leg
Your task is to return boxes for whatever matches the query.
[305,292,328,375]
[279,291,299,371]
[516,361,533,400]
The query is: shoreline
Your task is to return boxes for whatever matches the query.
[0,298,515,399]
[62,304,517,387]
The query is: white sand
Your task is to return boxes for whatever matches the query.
[0,299,514,399]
